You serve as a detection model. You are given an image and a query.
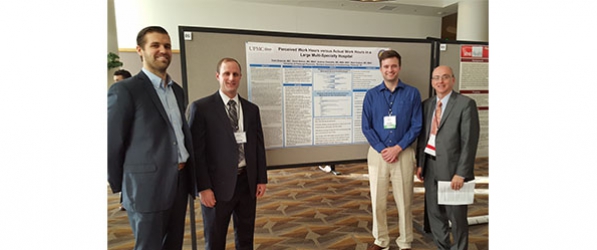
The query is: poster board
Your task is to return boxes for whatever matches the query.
[179,26,433,167]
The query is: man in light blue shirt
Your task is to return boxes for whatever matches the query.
[108,26,197,250]
[143,67,189,163]
[361,49,422,250]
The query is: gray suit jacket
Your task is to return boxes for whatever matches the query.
[417,91,480,181]
[107,71,196,213]
[188,91,267,202]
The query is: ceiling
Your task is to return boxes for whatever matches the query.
[231,0,460,17]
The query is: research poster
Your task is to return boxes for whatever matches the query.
[245,42,388,149]
[459,45,489,158]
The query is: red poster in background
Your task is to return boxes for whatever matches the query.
[461,45,488,62]
[459,44,489,157]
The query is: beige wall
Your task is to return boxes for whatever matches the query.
[111,1,443,91]
[113,0,442,50]
[111,0,443,89]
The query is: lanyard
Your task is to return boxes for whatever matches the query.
[383,87,399,116]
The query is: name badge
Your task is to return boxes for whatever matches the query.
[424,134,436,156]
[383,115,396,129]
[234,132,247,144]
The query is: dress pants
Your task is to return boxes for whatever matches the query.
[367,146,414,249]
[126,170,189,250]
[202,171,257,250]
[424,156,469,250]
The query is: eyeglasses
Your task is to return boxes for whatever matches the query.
[431,75,453,81]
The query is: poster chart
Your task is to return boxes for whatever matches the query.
[459,45,489,157]
[246,42,387,149]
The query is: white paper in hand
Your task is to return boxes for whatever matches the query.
[437,180,475,205]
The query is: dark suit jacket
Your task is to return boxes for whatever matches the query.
[188,91,267,201]
[107,71,196,213]
[417,91,480,181]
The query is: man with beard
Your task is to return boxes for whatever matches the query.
[108,26,197,250]
[361,49,422,250]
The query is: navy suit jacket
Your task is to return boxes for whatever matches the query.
[188,91,267,202]
[107,71,197,213]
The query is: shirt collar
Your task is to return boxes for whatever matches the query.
[376,79,405,92]
[437,90,453,104]
[219,90,239,106]
[142,68,172,89]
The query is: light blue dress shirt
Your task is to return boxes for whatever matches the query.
[142,68,190,163]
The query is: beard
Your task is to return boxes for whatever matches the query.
[149,56,170,72]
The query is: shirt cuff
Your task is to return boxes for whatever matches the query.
[373,143,386,153]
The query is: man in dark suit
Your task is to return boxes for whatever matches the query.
[108,26,196,250]
[188,58,268,250]
[416,65,480,250]
[113,69,132,83]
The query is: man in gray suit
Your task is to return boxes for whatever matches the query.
[416,65,479,250]
[108,26,197,250]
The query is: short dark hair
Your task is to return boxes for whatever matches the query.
[136,26,169,48]
[378,49,402,67]
[216,58,242,73]
[114,69,132,79]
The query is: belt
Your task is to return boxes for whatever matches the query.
[237,167,246,175]
[178,162,186,171]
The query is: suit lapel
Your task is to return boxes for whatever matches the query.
[172,84,186,117]
[239,95,249,131]
[212,92,237,142]
[139,72,171,125]
[425,98,436,138]
[438,91,459,131]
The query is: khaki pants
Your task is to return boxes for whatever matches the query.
[367,146,415,249]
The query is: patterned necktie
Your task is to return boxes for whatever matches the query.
[227,100,245,164]
[431,100,442,135]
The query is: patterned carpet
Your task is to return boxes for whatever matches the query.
[108,158,488,250]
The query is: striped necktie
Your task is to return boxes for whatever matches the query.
[431,100,442,135]
[227,100,245,164]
